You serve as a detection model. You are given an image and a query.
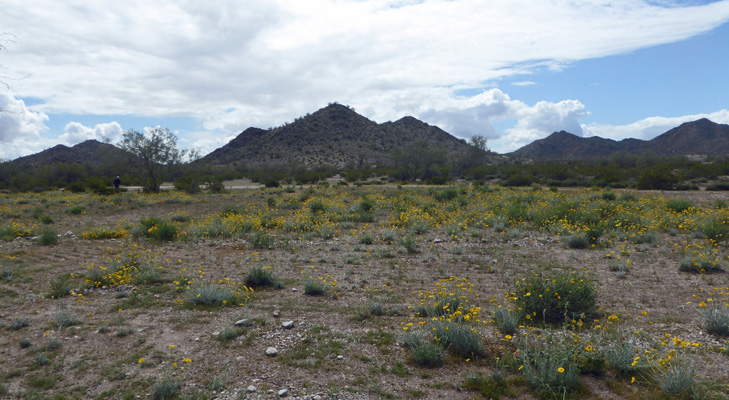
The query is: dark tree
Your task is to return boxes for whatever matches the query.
[118,127,193,193]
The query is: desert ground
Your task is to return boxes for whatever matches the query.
[1,184,728,400]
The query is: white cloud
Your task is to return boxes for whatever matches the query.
[512,81,536,87]
[60,121,124,145]
[0,93,48,142]
[1,0,728,137]
[410,88,590,153]
[0,93,52,160]
[583,110,729,141]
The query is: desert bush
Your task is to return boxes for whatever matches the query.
[250,231,274,249]
[655,360,697,399]
[54,310,80,329]
[514,272,599,325]
[403,333,443,368]
[493,307,522,335]
[358,235,374,245]
[67,205,85,215]
[401,236,420,254]
[432,321,483,358]
[678,255,724,274]
[566,234,589,249]
[244,266,282,289]
[701,218,729,242]
[131,265,167,285]
[666,199,693,213]
[518,335,580,398]
[185,286,237,307]
[304,279,327,296]
[48,275,73,298]
[135,217,178,241]
[217,326,247,343]
[604,338,647,375]
[462,371,508,399]
[152,376,181,400]
[8,318,30,331]
[39,228,58,246]
[702,306,729,336]
[309,200,327,214]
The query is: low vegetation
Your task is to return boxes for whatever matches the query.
[1,184,728,399]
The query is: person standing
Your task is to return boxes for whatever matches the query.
[113,176,121,189]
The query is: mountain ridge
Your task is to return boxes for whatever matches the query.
[509,118,729,160]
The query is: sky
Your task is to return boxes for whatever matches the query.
[1,0,729,160]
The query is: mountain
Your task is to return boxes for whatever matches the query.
[11,140,131,168]
[509,119,729,160]
[648,118,729,156]
[198,103,492,169]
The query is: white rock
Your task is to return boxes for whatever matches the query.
[282,321,294,329]
[278,389,288,397]
[246,385,257,393]
[265,347,278,356]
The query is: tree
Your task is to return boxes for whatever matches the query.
[460,135,490,170]
[118,127,193,193]
[391,141,445,181]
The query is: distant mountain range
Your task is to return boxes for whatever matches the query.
[509,118,729,160]
[196,103,496,168]
[7,106,729,170]
[10,140,132,169]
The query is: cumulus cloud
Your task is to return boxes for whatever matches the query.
[411,88,590,153]
[0,93,53,160]
[0,93,48,142]
[60,121,124,145]
[1,0,728,135]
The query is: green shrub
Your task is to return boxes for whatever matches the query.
[701,218,729,242]
[403,333,443,368]
[217,326,247,343]
[432,321,483,358]
[250,231,274,249]
[8,318,30,331]
[207,181,225,193]
[415,294,464,319]
[518,335,581,398]
[566,234,589,249]
[131,265,167,285]
[358,235,374,245]
[514,272,599,325]
[48,275,73,298]
[655,360,696,399]
[493,307,522,335]
[54,310,80,329]
[666,199,693,213]
[68,205,85,215]
[462,371,508,399]
[244,266,282,289]
[401,236,419,254]
[309,200,327,214]
[152,376,181,400]
[678,256,724,274]
[604,338,647,375]
[39,228,58,246]
[185,286,237,307]
[702,306,729,336]
[304,279,327,296]
[137,217,178,241]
